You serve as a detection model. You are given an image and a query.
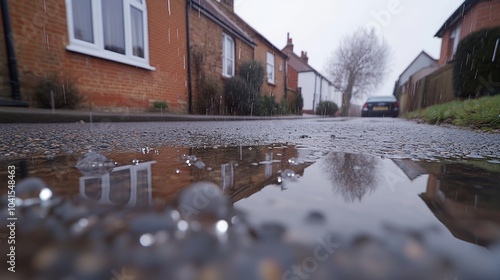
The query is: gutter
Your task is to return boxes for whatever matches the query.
[191,1,254,47]
[1,0,27,107]
[186,0,193,114]
[434,0,479,38]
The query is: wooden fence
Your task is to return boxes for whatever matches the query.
[398,64,457,114]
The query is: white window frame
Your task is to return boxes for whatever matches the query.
[267,51,275,84]
[65,0,154,70]
[222,33,235,77]
[450,24,461,56]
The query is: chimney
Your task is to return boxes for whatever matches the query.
[218,0,234,11]
[283,32,294,53]
[300,51,309,64]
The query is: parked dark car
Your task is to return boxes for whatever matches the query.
[361,96,399,117]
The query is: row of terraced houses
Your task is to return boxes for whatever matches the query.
[0,0,341,114]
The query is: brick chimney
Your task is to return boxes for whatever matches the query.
[283,32,294,54]
[218,0,234,11]
[300,51,309,64]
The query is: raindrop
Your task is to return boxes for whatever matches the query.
[177,220,189,232]
[75,152,115,176]
[71,217,90,234]
[177,182,232,224]
[305,211,326,224]
[215,220,229,234]
[139,233,155,247]
[492,38,499,62]
[279,169,297,183]
[39,188,52,201]
[175,169,181,174]
[132,159,140,165]
[195,161,206,169]
[169,209,181,221]
[288,157,299,165]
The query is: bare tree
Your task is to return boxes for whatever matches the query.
[326,28,391,116]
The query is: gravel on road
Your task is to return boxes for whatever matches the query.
[1,118,499,161]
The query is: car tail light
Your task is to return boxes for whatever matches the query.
[363,103,368,109]
[394,102,399,108]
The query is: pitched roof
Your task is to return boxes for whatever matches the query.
[435,0,487,37]
[398,51,438,80]
[283,48,333,84]
[209,1,287,59]
[283,49,313,72]
[191,0,254,46]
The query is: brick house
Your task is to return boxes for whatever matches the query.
[282,34,341,114]
[214,1,288,102]
[188,0,288,114]
[188,0,254,114]
[1,0,189,112]
[436,0,500,65]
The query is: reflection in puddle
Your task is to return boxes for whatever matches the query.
[0,145,500,279]
[418,162,500,248]
[79,161,155,207]
[321,153,379,202]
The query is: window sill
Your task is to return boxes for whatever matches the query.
[267,81,276,86]
[222,73,234,79]
[66,44,155,71]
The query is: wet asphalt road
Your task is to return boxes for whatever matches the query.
[1,117,499,161]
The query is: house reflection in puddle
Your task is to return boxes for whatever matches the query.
[221,162,235,191]
[79,161,156,207]
[418,162,500,248]
[0,144,314,207]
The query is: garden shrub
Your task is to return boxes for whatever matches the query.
[153,101,168,111]
[315,101,339,116]
[453,27,500,98]
[36,75,83,109]
[198,76,223,115]
[256,95,277,116]
[224,60,265,115]
[290,92,304,115]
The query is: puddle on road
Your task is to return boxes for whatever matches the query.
[1,145,500,279]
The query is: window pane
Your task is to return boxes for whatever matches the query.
[102,0,125,54]
[72,0,93,43]
[267,52,274,65]
[227,58,233,76]
[226,38,234,59]
[131,7,144,58]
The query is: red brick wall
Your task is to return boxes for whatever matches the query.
[254,39,287,101]
[438,0,500,65]
[286,63,299,91]
[188,6,254,114]
[213,1,287,102]
[3,0,188,113]
[0,9,10,99]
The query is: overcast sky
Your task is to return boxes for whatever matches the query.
[234,0,464,101]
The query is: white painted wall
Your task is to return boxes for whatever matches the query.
[398,53,438,86]
[299,71,342,113]
[298,72,317,112]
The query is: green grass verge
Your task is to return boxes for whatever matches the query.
[404,95,500,130]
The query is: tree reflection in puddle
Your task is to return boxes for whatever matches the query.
[0,147,500,279]
[321,153,378,203]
